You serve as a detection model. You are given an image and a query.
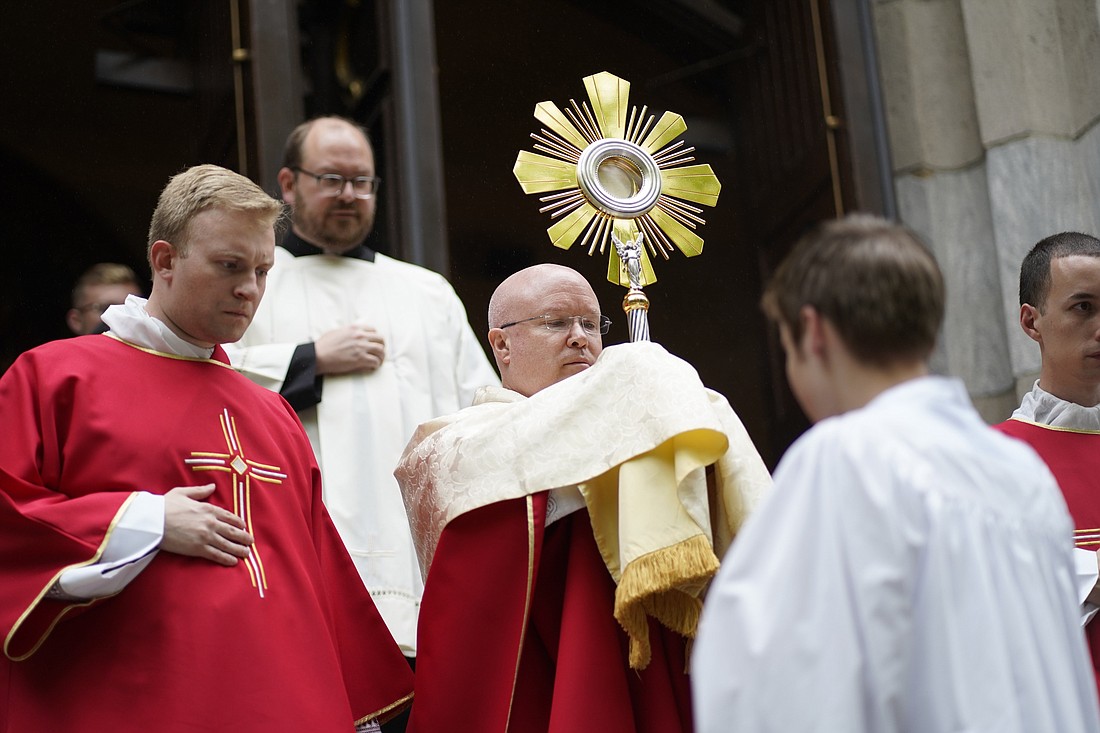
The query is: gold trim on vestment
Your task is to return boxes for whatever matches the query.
[104,332,235,368]
[1075,528,1100,547]
[354,691,415,726]
[504,495,537,733]
[4,492,138,661]
[1005,416,1100,435]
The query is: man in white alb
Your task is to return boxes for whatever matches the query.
[692,215,1100,732]
[229,116,499,665]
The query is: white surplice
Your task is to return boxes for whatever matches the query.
[692,376,1100,733]
[229,248,499,653]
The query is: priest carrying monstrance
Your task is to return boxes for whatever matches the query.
[395,72,771,732]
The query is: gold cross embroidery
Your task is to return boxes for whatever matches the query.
[184,407,287,597]
[1075,528,1100,547]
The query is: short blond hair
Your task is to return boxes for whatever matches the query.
[147,164,284,261]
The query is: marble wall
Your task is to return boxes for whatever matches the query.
[871,0,1100,421]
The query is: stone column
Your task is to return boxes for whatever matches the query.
[873,0,1015,421]
[872,0,1100,419]
[389,0,451,275]
[961,0,1100,396]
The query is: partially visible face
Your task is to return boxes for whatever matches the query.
[1029,255,1100,403]
[779,320,833,423]
[151,208,275,348]
[69,282,141,335]
[282,119,376,254]
[493,270,603,397]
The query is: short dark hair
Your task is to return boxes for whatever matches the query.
[761,214,944,367]
[1019,232,1100,310]
[281,115,373,171]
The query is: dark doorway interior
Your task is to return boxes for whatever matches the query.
[2,0,855,465]
[433,0,850,464]
[0,0,242,368]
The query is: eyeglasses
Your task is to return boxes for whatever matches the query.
[74,302,117,316]
[292,167,381,199]
[498,314,611,336]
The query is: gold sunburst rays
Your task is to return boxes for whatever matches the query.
[513,71,721,287]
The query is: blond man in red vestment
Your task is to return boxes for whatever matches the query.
[0,164,412,732]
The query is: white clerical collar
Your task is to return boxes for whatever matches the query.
[1012,380,1100,431]
[473,385,527,405]
[100,295,216,359]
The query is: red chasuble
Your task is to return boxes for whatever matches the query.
[409,491,692,733]
[997,418,1100,699]
[0,335,412,732]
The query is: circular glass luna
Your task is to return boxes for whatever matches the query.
[575,138,662,218]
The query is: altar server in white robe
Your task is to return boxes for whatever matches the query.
[229,116,499,659]
[691,214,1100,733]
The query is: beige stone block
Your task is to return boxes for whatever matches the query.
[972,387,1022,424]
[962,0,1100,143]
[1015,372,1041,403]
[895,165,1014,397]
[984,125,1100,375]
[874,0,983,171]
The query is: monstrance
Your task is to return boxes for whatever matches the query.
[512,71,721,342]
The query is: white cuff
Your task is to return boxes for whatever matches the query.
[56,492,164,600]
[1074,547,1100,626]
[546,485,585,526]
[222,341,299,391]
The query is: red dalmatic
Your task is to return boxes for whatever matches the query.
[998,418,1100,701]
[0,336,412,731]
[410,492,693,733]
